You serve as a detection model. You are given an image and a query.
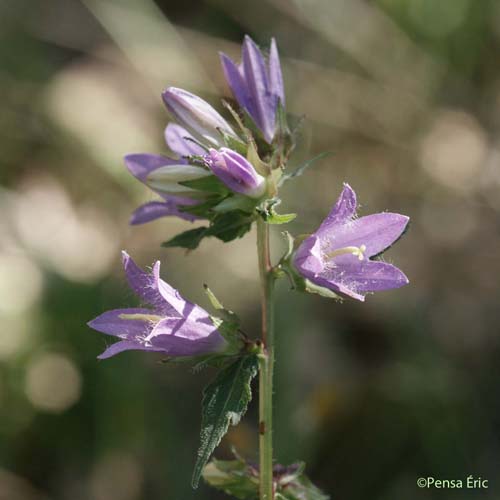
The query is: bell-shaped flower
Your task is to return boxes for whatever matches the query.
[125,154,208,225]
[162,87,237,147]
[88,252,228,359]
[220,35,285,144]
[206,147,266,198]
[293,184,409,301]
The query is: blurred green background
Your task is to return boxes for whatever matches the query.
[1,0,500,498]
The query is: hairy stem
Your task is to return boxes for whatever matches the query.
[257,218,275,500]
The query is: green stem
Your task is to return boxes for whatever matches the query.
[257,218,275,500]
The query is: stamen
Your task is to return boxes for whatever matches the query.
[325,244,366,261]
[119,313,163,323]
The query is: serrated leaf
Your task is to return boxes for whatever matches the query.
[192,355,259,488]
[203,459,259,499]
[161,227,207,250]
[180,176,230,195]
[206,212,253,242]
[277,473,329,500]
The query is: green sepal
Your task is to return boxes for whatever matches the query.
[204,284,240,326]
[213,195,257,214]
[180,176,230,195]
[246,140,270,177]
[257,198,296,225]
[161,227,208,250]
[280,151,333,186]
[202,458,259,499]
[179,196,227,217]
[220,130,248,156]
[192,354,259,488]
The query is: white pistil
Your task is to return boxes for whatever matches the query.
[325,244,367,261]
[119,313,163,323]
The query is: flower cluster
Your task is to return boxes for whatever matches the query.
[87,34,410,500]
[89,36,408,356]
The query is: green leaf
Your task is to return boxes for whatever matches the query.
[180,176,230,195]
[257,198,296,225]
[161,227,207,250]
[202,458,259,499]
[280,151,333,185]
[277,472,329,500]
[192,355,259,488]
[206,212,253,242]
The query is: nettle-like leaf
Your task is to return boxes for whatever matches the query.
[257,198,296,225]
[202,458,259,499]
[162,211,254,250]
[192,354,259,488]
[276,472,330,500]
[203,457,330,500]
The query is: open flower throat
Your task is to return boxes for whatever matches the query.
[325,244,367,261]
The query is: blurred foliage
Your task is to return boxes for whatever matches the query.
[1,0,500,499]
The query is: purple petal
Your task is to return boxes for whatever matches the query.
[313,260,409,301]
[130,200,198,225]
[220,52,256,118]
[145,316,226,357]
[124,154,177,183]
[207,148,265,198]
[293,236,323,277]
[269,38,285,106]
[164,123,206,158]
[162,87,236,145]
[317,183,357,232]
[88,308,152,338]
[319,213,409,259]
[242,36,275,143]
[97,340,166,360]
[121,251,180,316]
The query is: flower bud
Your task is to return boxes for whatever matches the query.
[146,164,211,198]
[207,148,266,198]
[162,87,237,147]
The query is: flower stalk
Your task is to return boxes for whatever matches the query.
[257,217,275,500]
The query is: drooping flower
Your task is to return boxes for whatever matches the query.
[293,184,409,301]
[220,35,285,144]
[162,87,238,147]
[88,252,228,359]
[206,147,266,198]
[125,154,207,225]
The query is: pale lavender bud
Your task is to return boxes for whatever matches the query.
[206,148,266,198]
[162,87,237,147]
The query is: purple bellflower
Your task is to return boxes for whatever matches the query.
[125,154,207,225]
[206,148,266,198]
[162,87,237,147]
[293,184,409,301]
[220,35,285,144]
[88,252,227,359]
[125,121,211,225]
